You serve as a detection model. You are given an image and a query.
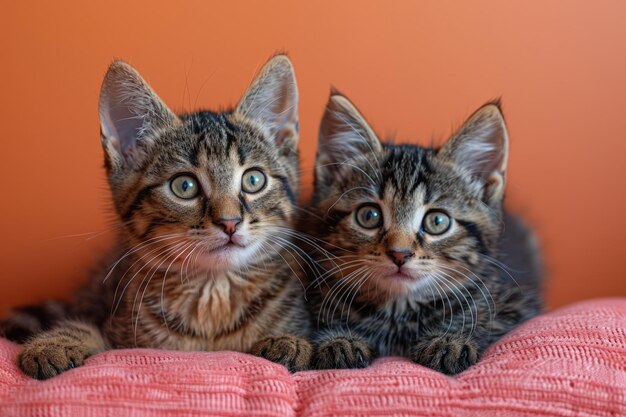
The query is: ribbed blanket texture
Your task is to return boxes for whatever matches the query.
[0,298,624,416]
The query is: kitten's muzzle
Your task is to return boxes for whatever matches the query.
[386,249,414,267]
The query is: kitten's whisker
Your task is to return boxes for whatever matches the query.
[439,264,495,326]
[433,272,468,337]
[343,271,373,329]
[123,240,188,331]
[438,271,479,341]
[326,186,378,214]
[42,228,114,242]
[286,206,327,223]
[265,237,309,281]
[261,240,307,291]
[484,252,528,274]
[321,266,368,327]
[307,259,368,291]
[160,241,197,333]
[335,268,369,324]
[193,68,217,109]
[112,238,187,315]
[181,242,202,284]
[189,240,205,280]
[430,275,455,338]
[440,264,497,322]
[302,256,358,285]
[480,255,522,288]
[133,240,193,341]
[269,226,342,257]
[270,225,355,255]
[253,240,272,272]
[425,276,448,329]
[267,235,322,276]
[103,233,189,283]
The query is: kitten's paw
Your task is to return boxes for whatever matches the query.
[411,334,479,375]
[18,335,92,379]
[313,335,373,370]
[250,335,313,372]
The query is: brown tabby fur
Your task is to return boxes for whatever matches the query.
[1,55,313,379]
[302,94,542,374]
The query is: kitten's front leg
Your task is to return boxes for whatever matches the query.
[250,334,313,372]
[312,328,375,370]
[18,320,107,380]
[411,333,479,375]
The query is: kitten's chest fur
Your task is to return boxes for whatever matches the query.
[351,297,424,356]
[100,257,307,352]
[341,278,503,356]
[336,272,539,357]
[147,273,259,345]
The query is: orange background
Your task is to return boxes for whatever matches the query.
[1,1,625,314]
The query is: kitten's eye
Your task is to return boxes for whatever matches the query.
[355,204,383,229]
[170,175,200,199]
[422,211,452,235]
[242,169,267,193]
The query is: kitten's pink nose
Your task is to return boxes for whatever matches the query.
[386,249,413,267]
[214,217,242,237]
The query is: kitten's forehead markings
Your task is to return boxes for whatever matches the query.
[410,184,428,232]
[205,145,240,194]
[382,182,427,232]
[194,148,213,197]
[228,145,244,194]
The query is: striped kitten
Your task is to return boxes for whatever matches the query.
[0,55,313,378]
[304,94,542,375]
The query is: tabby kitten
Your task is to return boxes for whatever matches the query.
[0,55,313,378]
[305,94,542,375]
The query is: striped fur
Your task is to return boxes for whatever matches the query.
[303,94,543,374]
[1,55,312,379]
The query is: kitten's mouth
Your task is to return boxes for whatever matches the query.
[207,241,246,253]
[374,264,437,295]
[191,240,255,271]
[386,270,416,281]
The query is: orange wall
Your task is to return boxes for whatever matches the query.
[1,1,625,314]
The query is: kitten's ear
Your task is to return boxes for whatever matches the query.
[315,93,383,187]
[440,102,509,205]
[98,60,179,169]
[235,55,299,150]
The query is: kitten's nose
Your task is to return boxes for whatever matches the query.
[386,249,414,267]
[214,217,242,237]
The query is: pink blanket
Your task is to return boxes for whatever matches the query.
[0,298,624,416]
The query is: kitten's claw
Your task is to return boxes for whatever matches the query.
[250,335,313,372]
[314,335,373,370]
[411,334,479,375]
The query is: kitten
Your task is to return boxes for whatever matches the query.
[0,55,313,378]
[304,93,542,375]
